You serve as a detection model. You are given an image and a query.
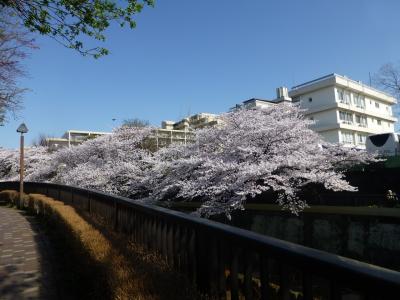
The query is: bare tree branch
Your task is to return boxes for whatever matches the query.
[0,11,36,124]
[373,63,400,98]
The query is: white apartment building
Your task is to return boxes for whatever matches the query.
[46,130,111,151]
[162,113,221,131]
[144,113,221,150]
[235,74,397,149]
[232,87,293,111]
[289,74,397,149]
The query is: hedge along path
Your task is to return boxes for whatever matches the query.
[0,190,201,300]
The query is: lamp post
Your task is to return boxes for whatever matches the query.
[17,123,28,208]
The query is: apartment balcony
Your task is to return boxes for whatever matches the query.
[313,121,389,135]
[339,100,366,111]
[340,120,353,125]
[305,102,397,122]
[337,102,397,122]
[338,100,351,105]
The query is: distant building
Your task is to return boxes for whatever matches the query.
[289,73,397,149]
[46,130,111,151]
[146,113,221,150]
[232,86,293,110]
[233,73,398,149]
[162,113,221,130]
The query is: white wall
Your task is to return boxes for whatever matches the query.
[364,96,393,117]
[308,110,338,128]
[298,87,336,110]
[367,116,395,133]
[319,130,340,144]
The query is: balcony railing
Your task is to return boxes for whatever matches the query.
[340,120,353,125]
[339,100,351,105]
[355,104,366,109]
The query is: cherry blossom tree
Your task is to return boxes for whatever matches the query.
[28,126,154,198]
[144,104,377,217]
[1,105,378,217]
[0,146,49,180]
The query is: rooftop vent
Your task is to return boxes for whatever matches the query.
[276,86,289,99]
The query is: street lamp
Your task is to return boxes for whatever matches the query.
[16,123,28,208]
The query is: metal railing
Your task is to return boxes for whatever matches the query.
[1,181,399,299]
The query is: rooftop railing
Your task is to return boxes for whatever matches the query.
[1,181,399,299]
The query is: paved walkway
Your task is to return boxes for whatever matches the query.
[0,206,55,300]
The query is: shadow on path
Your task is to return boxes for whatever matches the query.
[0,204,81,299]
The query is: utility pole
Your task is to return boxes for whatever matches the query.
[17,123,28,208]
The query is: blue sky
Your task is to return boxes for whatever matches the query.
[1,0,400,148]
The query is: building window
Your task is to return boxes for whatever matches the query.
[308,97,312,102]
[341,131,353,144]
[344,91,351,104]
[375,102,380,108]
[337,89,344,102]
[339,111,353,124]
[355,115,367,127]
[353,94,365,109]
[357,134,366,144]
[338,89,351,104]
[377,119,381,125]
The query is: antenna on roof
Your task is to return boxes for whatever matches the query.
[291,72,295,88]
[369,72,372,86]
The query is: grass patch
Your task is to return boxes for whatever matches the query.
[1,191,201,300]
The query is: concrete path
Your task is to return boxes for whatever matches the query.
[0,206,55,300]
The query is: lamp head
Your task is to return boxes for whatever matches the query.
[16,123,28,134]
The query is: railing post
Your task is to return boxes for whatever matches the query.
[330,281,341,300]
[156,218,162,252]
[279,264,290,300]
[162,221,168,259]
[217,240,227,298]
[302,271,313,300]
[174,225,181,270]
[87,191,91,213]
[188,229,197,284]
[260,255,270,300]
[196,229,210,294]
[209,236,219,296]
[180,227,189,274]
[114,199,119,231]
[244,250,254,300]
[230,247,240,300]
